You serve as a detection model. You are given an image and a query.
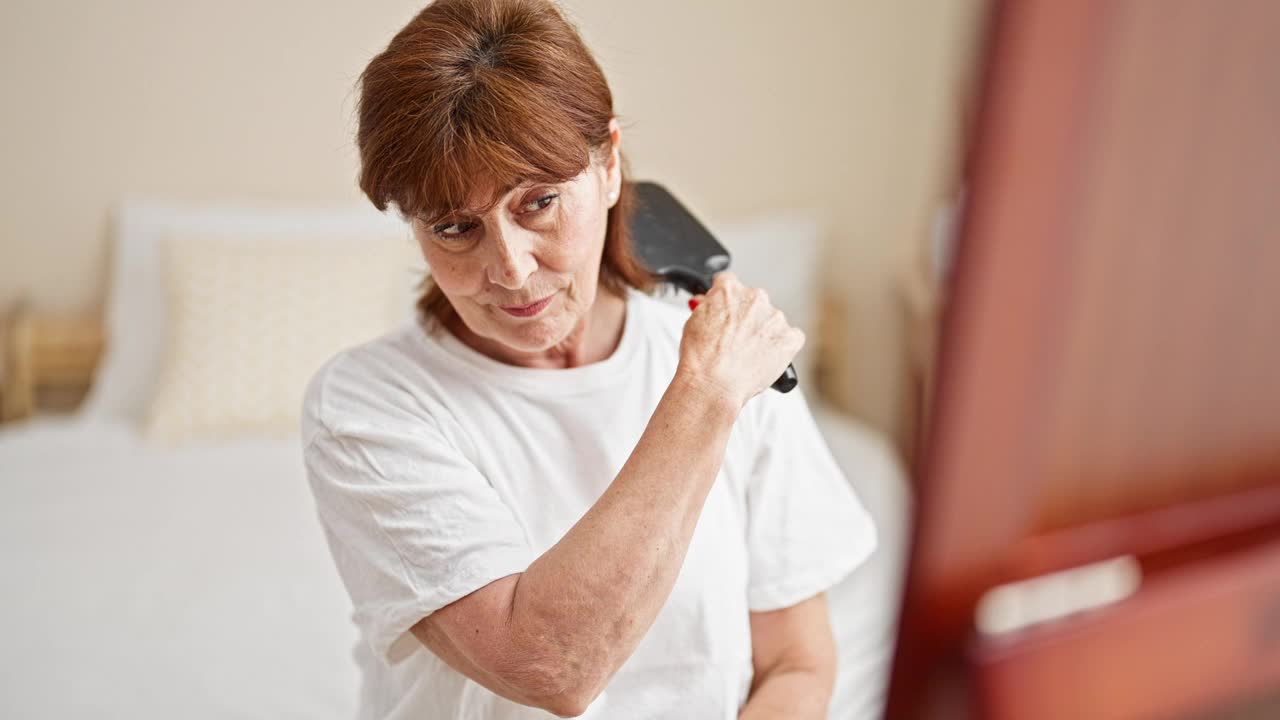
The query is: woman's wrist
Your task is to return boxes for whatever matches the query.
[670,365,745,420]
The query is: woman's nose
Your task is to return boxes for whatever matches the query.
[486,221,538,289]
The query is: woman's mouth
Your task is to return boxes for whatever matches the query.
[499,293,556,318]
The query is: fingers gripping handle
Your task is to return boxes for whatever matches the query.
[685,279,798,395]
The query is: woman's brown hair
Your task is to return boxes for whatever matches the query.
[356,0,654,323]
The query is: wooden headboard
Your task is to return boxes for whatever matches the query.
[1,305,104,421]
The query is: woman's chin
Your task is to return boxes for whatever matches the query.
[490,311,575,354]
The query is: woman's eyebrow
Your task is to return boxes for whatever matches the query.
[422,180,549,223]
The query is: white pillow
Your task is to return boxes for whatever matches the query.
[82,201,417,424]
[656,211,827,385]
[143,233,420,443]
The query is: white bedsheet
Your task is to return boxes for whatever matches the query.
[0,407,907,720]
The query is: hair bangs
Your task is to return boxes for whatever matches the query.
[401,77,593,223]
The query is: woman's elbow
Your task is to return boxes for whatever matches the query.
[494,652,605,717]
[539,691,593,718]
[519,676,601,718]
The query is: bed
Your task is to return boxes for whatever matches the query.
[0,418,358,718]
[0,200,909,719]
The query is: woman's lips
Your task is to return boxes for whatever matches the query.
[499,293,555,318]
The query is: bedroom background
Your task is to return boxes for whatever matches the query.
[0,0,985,449]
[0,1,985,718]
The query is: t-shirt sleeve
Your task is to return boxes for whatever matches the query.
[303,419,534,666]
[744,388,878,612]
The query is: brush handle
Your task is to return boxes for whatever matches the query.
[771,364,799,394]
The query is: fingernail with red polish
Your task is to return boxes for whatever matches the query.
[688,298,700,310]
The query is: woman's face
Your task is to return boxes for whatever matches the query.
[411,123,622,357]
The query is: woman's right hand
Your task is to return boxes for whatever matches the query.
[677,272,806,410]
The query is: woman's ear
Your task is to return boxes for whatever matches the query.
[605,117,622,206]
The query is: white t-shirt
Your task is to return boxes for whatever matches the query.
[301,289,876,720]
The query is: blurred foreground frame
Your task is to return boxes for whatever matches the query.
[887,0,1280,718]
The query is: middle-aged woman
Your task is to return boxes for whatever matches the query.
[301,0,876,718]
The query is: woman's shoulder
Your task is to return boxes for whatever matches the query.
[630,289,690,346]
[300,320,450,443]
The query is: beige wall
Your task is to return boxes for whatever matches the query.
[0,0,984,444]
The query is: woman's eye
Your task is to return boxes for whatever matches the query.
[432,221,478,239]
[521,192,559,214]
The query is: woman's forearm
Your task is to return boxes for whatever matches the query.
[504,371,739,706]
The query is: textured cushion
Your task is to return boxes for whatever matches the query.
[143,234,419,443]
[82,202,413,424]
